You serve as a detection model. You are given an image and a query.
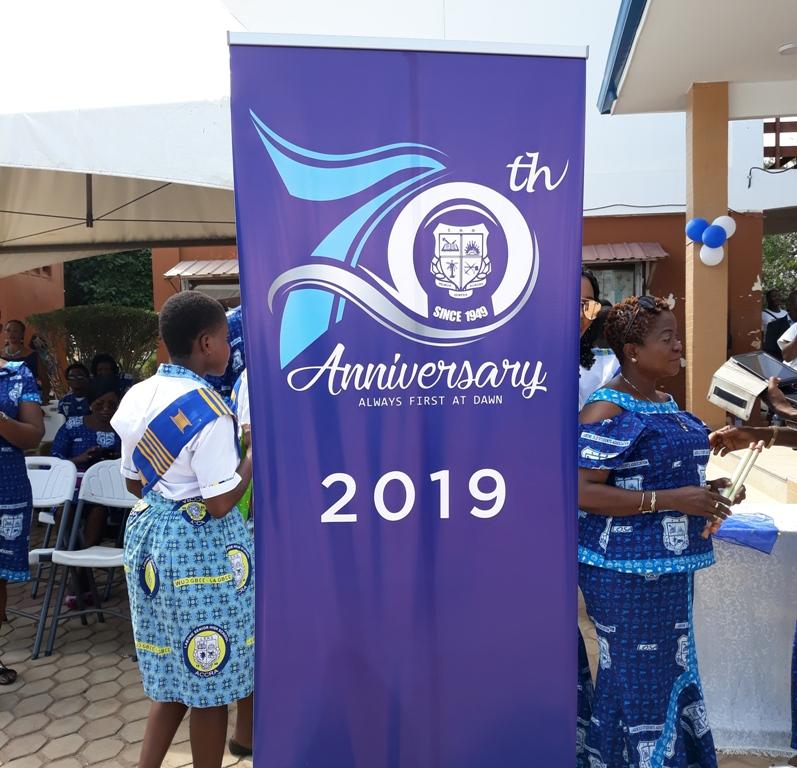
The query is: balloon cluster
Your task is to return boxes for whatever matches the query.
[685,215,736,266]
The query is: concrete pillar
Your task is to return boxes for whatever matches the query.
[685,82,728,427]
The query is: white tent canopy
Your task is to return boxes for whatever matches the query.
[0,0,241,277]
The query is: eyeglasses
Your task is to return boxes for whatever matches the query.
[620,295,658,347]
[580,298,602,321]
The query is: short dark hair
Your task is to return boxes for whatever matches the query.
[159,291,227,359]
[65,362,90,378]
[91,353,119,377]
[5,319,25,333]
[605,295,671,363]
[88,375,120,405]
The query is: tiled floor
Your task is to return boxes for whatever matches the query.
[0,573,252,768]
[0,557,789,766]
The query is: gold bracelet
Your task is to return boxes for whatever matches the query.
[768,426,779,449]
[638,491,647,513]
[650,490,657,514]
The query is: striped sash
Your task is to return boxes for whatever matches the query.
[133,386,235,494]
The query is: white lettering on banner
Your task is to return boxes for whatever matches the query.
[321,468,506,523]
[506,152,569,193]
[287,344,548,400]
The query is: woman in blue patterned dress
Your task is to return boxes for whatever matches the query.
[0,359,44,684]
[57,363,92,418]
[578,296,745,768]
[111,292,253,768]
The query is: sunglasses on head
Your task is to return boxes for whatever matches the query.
[580,298,602,321]
[621,296,658,346]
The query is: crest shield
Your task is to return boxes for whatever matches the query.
[432,223,491,299]
[661,515,689,555]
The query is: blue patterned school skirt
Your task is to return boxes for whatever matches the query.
[124,492,254,708]
[0,449,32,582]
[579,564,716,768]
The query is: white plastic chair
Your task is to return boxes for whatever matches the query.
[15,457,78,658]
[42,460,138,657]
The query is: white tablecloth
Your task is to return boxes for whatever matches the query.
[695,504,797,755]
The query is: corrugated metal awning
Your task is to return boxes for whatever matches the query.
[582,242,668,265]
[164,259,239,278]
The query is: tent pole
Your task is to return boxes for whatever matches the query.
[85,174,94,228]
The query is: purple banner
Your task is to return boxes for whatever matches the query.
[230,38,585,766]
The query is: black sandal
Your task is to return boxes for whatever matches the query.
[0,660,18,686]
[228,738,252,757]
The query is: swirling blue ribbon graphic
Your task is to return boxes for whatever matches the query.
[250,111,447,368]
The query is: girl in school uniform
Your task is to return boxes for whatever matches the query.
[112,292,254,768]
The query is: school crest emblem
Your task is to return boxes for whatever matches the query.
[637,741,657,768]
[0,513,23,540]
[683,700,710,737]
[675,635,688,668]
[183,625,230,677]
[180,501,208,527]
[431,223,491,299]
[661,515,689,555]
[97,431,116,449]
[598,636,611,670]
[226,544,252,592]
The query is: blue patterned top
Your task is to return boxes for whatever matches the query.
[1,362,42,449]
[58,393,91,418]
[205,306,245,400]
[51,416,121,469]
[578,388,713,574]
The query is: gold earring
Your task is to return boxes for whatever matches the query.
[631,357,637,363]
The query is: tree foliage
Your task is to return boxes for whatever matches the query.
[762,233,797,294]
[28,305,159,375]
[65,249,153,309]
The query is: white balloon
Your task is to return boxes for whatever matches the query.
[712,215,736,238]
[700,244,725,266]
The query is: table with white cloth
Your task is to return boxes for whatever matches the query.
[695,504,797,756]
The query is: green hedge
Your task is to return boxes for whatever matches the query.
[29,304,159,376]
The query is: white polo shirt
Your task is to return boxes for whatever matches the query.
[778,323,797,369]
[111,366,241,501]
[235,369,250,428]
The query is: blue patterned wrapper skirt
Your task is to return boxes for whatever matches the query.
[0,449,33,582]
[578,564,716,768]
[124,491,255,708]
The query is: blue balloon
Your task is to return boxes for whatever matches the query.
[701,224,727,249]
[685,217,709,242]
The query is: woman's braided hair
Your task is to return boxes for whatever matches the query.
[580,269,601,370]
[605,295,671,363]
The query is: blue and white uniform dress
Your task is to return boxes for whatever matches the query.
[206,306,245,402]
[112,364,254,708]
[57,393,90,419]
[577,347,619,761]
[51,416,121,467]
[577,388,716,768]
[0,362,41,582]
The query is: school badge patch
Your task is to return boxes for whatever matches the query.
[183,625,230,677]
[180,501,208,527]
[226,544,252,593]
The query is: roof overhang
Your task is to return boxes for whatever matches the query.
[599,0,797,118]
[164,259,239,279]
[582,241,668,265]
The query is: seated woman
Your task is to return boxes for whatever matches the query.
[51,376,121,541]
[578,295,745,768]
[58,363,91,418]
[91,353,135,395]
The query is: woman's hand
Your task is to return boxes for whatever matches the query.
[709,426,757,456]
[662,486,732,520]
[766,377,797,419]
[74,446,101,466]
[707,477,747,505]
